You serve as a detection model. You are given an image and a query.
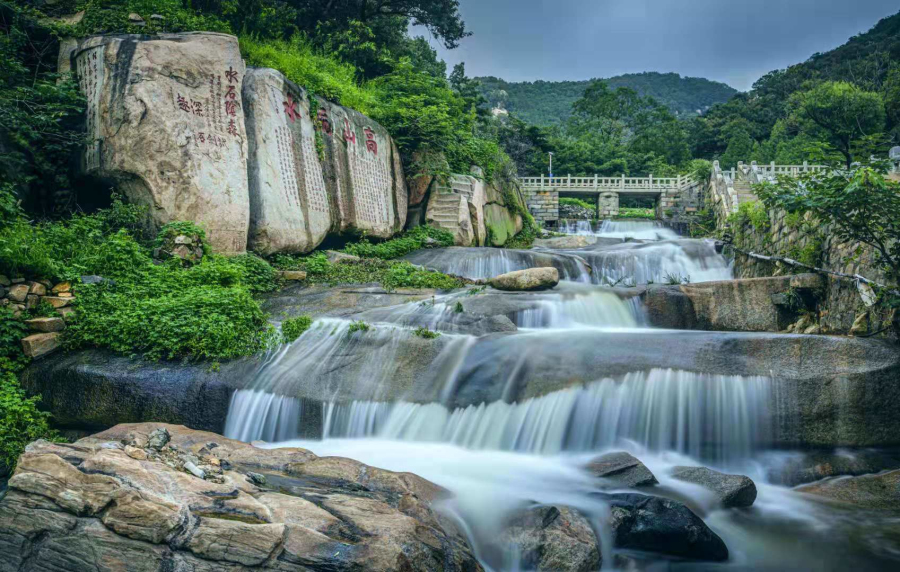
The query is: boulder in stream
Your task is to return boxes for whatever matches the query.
[586,451,658,488]
[671,466,757,508]
[490,267,559,291]
[600,492,729,561]
[797,469,900,510]
[0,423,482,571]
[533,235,598,249]
[500,505,601,571]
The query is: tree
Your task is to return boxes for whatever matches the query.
[789,81,886,168]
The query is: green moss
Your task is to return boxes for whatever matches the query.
[413,326,440,339]
[273,254,464,292]
[281,315,313,343]
[343,226,453,259]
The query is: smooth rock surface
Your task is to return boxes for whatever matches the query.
[490,267,559,291]
[797,469,900,509]
[601,493,729,561]
[670,466,757,507]
[0,424,481,571]
[73,33,251,253]
[586,451,658,488]
[20,332,61,359]
[533,235,598,249]
[500,505,601,571]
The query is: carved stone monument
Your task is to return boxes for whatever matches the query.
[73,33,250,253]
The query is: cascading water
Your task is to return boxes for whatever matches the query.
[559,218,680,240]
[582,240,733,285]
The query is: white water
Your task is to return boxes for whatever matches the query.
[585,240,733,285]
[560,219,681,241]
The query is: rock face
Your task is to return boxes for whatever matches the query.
[73,33,250,254]
[490,268,560,291]
[533,235,598,249]
[586,451,658,488]
[670,466,757,508]
[0,423,481,571]
[797,469,900,509]
[500,505,601,571]
[601,493,729,561]
[243,69,407,255]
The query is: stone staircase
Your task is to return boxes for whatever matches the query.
[428,191,462,233]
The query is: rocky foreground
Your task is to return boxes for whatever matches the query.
[0,424,481,571]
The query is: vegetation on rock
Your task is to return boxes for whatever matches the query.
[281,315,313,343]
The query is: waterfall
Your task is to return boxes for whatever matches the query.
[403,247,592,282]
[559,219,681,240]
[512,289,642,328]
[230,369,772,464]
[582,240,733,285]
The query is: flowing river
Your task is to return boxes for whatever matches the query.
[224,220,900,571]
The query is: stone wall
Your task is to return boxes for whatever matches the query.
[523,189,558,224]
[1,275,80,359]
[67,33,408,256]
[658,180,705,223]
[726,208,892,336]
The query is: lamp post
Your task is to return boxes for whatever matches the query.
[549,152,553,179]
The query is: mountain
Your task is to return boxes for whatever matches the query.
[477,72,738,126]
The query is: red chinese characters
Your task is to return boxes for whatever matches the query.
[177,94,191,113]
[342,118,356,144]
[364,127,378,155]
[228,119,238,136]
[283,95,299,123]
[225,66,239,84]
[317,109,332,134]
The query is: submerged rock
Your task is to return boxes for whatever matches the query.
[671,466,757,508]
[586,451,658,488]
[500,505,601,571]
[600,492,729,561]
[0,424,482,571]
[797,469,900,510]
[490,267,559,291]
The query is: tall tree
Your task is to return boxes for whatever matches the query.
[789,81,886,168]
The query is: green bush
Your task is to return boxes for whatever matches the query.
[0,308,29,375]
[413,326,440,339]
[281,315,313,343]
[273,255,463,291]
[730,200,770,231]
[559,197,595,210]
[229,254,280,293]
[347,320,371,334]
[343,226,453,259]
[616,207,655,220]
[1,370,57,473]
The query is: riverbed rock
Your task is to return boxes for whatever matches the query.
[670,466,757,508]
[0,424,482,571]
[405,246,592,282]
[601,492,729,561]
[490,267,559,291]
[586,451,658,488]
[533,235,598,249]
[797,469,900,509]
[500,505,601,571]
[71,33,250,253]
[765,449,900,487]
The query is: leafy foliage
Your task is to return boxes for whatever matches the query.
[1,370,57,473]
[616,208,655,220]
[413,326,440,339]
[343,226,453,259]
[275,254,464,291]
[281,315,312,343]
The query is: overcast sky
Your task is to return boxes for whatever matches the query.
[417,0,899,91]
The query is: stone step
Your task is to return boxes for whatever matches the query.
[431,216,459,223]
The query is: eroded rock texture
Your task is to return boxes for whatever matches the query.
[74,33,251,254]
[0,423,481,571]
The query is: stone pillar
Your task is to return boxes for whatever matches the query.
[523,189,558,224]
[598,192,619,218]
[73,33,251,253]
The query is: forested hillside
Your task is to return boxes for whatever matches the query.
[478,72,738,125]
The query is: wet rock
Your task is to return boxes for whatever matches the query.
[404,246,591,282]
[326,250,361,264]
[277,270,307,281]
[247,472,267,486]
[147,427,170,450]
[501,505,601,571]
[0,424,481,571]
[490,267,559,291]
[671,466,757,507]
[73,33,250,253]
[6,283,28,303]
[533,235,598,249]
[797,469,900,509]
[586,451,658,488]
[601,493,729,561]
[765,449,900,487]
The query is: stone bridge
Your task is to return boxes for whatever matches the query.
[519,174,700,223]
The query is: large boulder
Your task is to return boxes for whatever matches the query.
[600,493,729,561]
[500,505,601,571]
[242,68,332,255]
[490,268,559,291]
[72,33,250,253]
[670,466,757,508]
[765,449,900,487]
[0,424,481,571]
[586,451,658,488]
[243,69,407,254]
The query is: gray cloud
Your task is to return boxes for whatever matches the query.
[416,0,899,90]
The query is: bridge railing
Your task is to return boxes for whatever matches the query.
[519,174,691,190]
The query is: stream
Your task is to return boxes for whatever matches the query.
[224,221,900,571]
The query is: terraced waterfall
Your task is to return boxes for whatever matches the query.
[222,220,900,571]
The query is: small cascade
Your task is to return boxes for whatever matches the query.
[403,247,592,282]
[512,288,642,328]
[583,240,733,285]
[559,219,681,240]
[236,369,772,465]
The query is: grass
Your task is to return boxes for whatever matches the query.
[274,253,465,292]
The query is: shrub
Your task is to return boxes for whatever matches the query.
[559,197,595,210]
[730,200,769,231]
[347,320,371,334]
[0,308,29,375]
[274,256,464,292]
[0,370,57,473]
[413,326,440,339]
[343,226,453,259]
[281,315,313,343]
[616,207,655,220]
[229,254,280,293]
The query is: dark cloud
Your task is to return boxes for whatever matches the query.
[416,0,899,90]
